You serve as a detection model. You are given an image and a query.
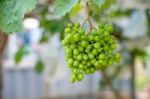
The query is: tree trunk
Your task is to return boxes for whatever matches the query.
[0,32,8,99]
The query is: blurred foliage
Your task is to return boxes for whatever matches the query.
[39,5,70,40]
[15,46,28,64]
[34,59,44,73]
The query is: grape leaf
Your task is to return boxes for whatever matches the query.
[15,46,27,64]
[34,59,44,73]
[0,0,37,33]
[92,0,116,10]
[55,0,78,16]
[69,3,83,18]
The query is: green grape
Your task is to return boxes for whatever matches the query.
[79,64,84,69]
[87,62,91,67]
[83,54,88,60]
[77,73,84,81]
[89,35,94,41]
[62,22,121,83]
[94,61,99,68]
[88,53,94,59]
[87,45,92,50]
[78,46,84,52]
[65,28,71,33]
[99,53,105,59]
[110,44,117,49]
[73,49,79,55]
[72,69,78,74]
[79,29,85,34]
[70,74,76,83]
[92,49,98,55]
[94,43,100,48]
[114,53,121,60]
[75,22,80,28]
[70,44,76,49]
[81,40,89,47]
[82,60,86,65]
[85,69,90,74]
[68,23,73,28]
[90,67,95,73]
[68,58,74,64]
[94,36,99,41]
[73,34,80,42]
[77,54,82,61]
[73,60,79,67]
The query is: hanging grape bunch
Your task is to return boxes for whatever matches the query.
[62,22,121,83]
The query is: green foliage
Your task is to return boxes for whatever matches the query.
[34,59,44,73]
[92,0,116,8]
[15,46,28,64]
[40,15,70,40]
[89,0,116,15]
[0,0,37,33]
[55,0,78,16]
[69,3,83,18]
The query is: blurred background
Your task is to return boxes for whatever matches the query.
[0,0,150,99]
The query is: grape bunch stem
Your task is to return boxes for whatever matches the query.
[82,2,94,35]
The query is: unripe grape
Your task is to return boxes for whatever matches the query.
[88,53,94,59]
[65,28,71,33]
[77,54,82,61]
[92,49,98,55]
[77,73,84,81]
[73,34,80,42]
[79,64,84,69]
[73,49,79,55]
[94,36,99,41]
[90,67,95,73]
[70,44,76,49]
[75,22,80,28]
[83,54,88,60]
[79,29,85,34]
[85,69,90,74]
[81,40,89,47]
[82,61,86,65]
[68,23,73,28]
[70,74,76,83]
[99,53,105,59]
[68,58,74,64]
[94,43,100,48]
[73,60,79,67]
[94,61,99,68]
[79,46,84,52]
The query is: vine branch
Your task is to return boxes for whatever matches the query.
[101,70,123,99]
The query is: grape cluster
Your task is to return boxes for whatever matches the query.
[62,22,121,83]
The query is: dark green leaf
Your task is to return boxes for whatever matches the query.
[34,59,44,73]
[15,46,27,64]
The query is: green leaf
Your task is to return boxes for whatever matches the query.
[91,0,116,11]
[55,0,78,16]
[92,0,105,7]
[40,16,70,40]
[15,46,27,64]
[0,0,37,33]
[40,34,49,43]
[69,3,83,18]
[34,59,44,73]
